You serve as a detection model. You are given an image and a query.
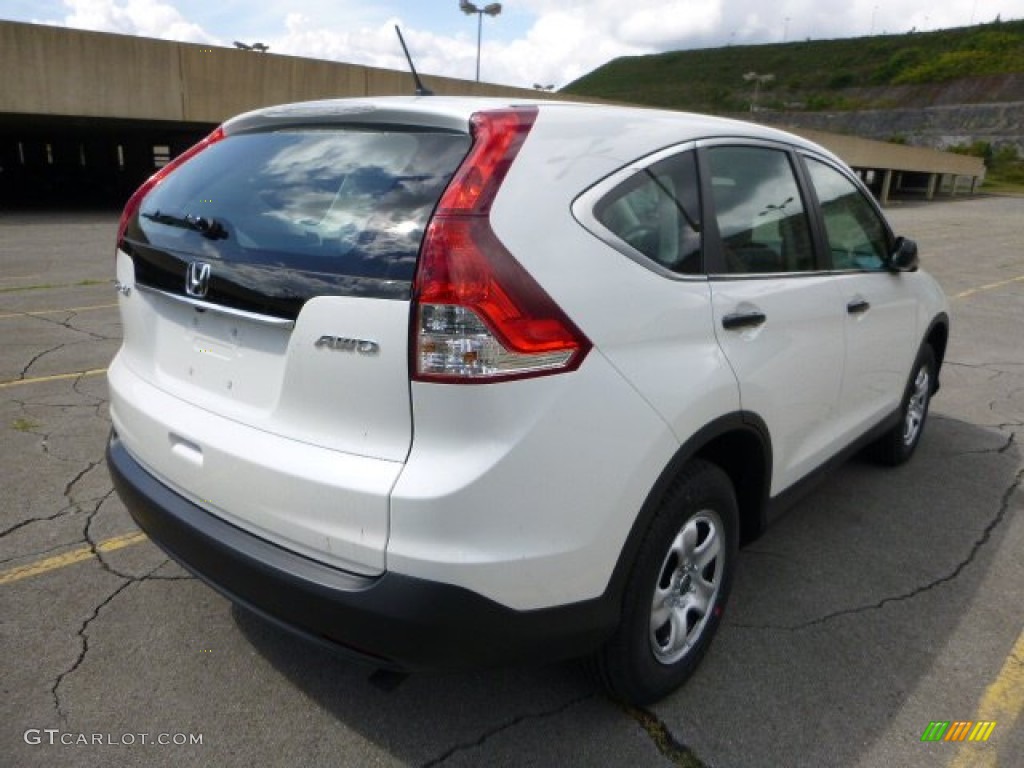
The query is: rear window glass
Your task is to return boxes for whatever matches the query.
[129,128,470,286]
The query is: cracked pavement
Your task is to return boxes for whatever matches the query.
[2,202,1022,767]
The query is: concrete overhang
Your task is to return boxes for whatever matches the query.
[784,126,985,178]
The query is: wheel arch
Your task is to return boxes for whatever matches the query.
[692,425,771,546]
[923,312,949,393]
[604,412,772,604]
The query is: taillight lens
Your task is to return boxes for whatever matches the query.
[412,108,591,383]
[115,125,226,250]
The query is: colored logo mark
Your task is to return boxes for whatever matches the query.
[921,721,996,742]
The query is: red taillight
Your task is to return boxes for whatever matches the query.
[413,107,591,383]
[436,109,530,215]
[115,125,226,250]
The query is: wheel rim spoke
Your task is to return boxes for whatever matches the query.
[693,525,721,571]
[678,522,698,559]
[665,606,687,654]
[650,587,673,633]
[692,578,714,614]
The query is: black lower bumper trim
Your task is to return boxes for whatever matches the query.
[106,433,616,669]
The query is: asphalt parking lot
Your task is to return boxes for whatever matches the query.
[2,198,1022,768]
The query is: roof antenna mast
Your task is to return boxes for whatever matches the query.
[395,26,433,96]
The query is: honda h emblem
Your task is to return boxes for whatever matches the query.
[185,262,211,298]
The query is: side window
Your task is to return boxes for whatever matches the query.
[593,151,702,275]
[706,146,815,274]
[805,157,890,270]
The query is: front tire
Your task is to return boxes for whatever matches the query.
[870,345,936,466]
[596,459,739,706]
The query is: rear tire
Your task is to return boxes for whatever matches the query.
[870,345,936,466]
[595,459,739,706]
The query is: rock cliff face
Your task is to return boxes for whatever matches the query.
[748,74,1024,154]
[753,102,1024,154]
[843,73,1024,108]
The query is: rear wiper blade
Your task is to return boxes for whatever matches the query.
[142,210,228,240]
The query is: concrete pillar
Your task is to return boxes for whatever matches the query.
[950,175,960,197]
[879,169,893,206]
[926,173,938,200]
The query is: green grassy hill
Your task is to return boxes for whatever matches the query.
[562,19,1024,113]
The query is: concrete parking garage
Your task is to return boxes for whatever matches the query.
[0,20,986,209]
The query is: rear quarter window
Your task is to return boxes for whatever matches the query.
[592,151,702,275]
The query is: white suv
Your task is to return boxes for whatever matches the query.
[107,97,948,704]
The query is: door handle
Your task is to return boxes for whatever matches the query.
[722,311,767,330]
[847,298,871,314]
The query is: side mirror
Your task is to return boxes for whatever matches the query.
[888,237,919,272]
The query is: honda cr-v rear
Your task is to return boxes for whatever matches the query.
[108,97,947,705]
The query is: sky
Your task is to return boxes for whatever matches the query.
[3,0,1023,89]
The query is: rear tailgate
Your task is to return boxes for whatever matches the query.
[110,120,470,573]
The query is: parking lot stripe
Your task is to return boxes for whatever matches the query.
[953,274,1024,300]
[0,368,107,389]
[0,302,118,320]
[947,629,1024,768]
[0,531,148,585]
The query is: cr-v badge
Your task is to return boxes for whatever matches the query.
[185,262,211,298]
[315,336,380,355]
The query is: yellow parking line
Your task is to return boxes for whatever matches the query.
[953,274,1024,300]
[0,531,148,586]
[0,302,118,320]
[0,368,107,389]
[947,629,1024,768]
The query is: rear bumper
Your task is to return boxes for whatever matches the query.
[107,432,616,669]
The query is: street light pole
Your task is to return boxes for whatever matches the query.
[476,11,483,82]
[742,71,775,112]
[460,1,502,82]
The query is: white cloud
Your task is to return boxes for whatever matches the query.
[270,14,478,80]
[271,6,648,89]
[59,0,218,43]
[618,3,724,47]
[490,10,641,86]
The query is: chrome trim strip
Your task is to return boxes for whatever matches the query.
[708,270,834,280]
[134,283,295,329]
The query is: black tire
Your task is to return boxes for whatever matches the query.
[595,459,739,706]
[870,345,936,466]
